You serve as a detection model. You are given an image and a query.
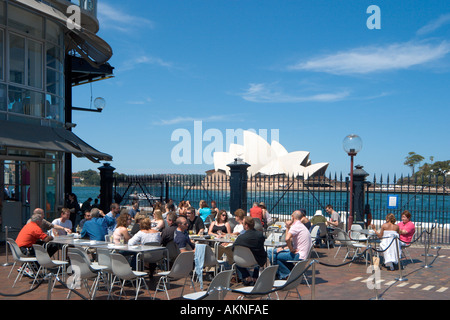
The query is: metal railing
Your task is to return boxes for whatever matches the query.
[114,172,449,244]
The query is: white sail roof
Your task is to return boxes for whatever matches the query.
[213,130,328,179]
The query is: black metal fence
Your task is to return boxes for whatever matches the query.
[114,172,449,245]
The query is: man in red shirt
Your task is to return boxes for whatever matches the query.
[16,209,54,256]
[249,202,263,225]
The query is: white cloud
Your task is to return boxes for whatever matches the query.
[119,55,174,72]
[97,2,154,33]
[288,41,450,75]
[417,13,450,36]
[154,115,244,126]
[241,83,350,103]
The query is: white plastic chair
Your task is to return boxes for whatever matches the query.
[154,251,195,300]
[233,265,279,300]
[349,224,368,242]
[183,269,233,300]
[273,259,309,300]
[32,244,68,291]
[110,252,152,300]
[67,250,103,300]
[6,238,38,288]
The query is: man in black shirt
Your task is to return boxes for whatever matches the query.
[186,206,205,235]
[233,216,267,285]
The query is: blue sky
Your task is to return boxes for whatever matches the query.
[71,0,450,178]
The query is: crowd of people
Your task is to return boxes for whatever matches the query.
[14,195,415,282]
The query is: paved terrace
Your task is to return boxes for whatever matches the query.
[0,242,448,304]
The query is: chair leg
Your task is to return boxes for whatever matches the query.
[8,261,17,278]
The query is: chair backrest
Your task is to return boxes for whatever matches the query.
[316,223,327,237]
[280,259,309,291]
[110,253,135,280]
[203,245,218,268]
[204,270,233,300]
[32,244,55,268]
[68,250,97,279]
[68,247,92,264]
[310,225,320,240]
[335,229,348,243]
[7,238,25,260]
[351,224,363,231]
[167,251,195,280]
[233,245,258,268]
[250,265,278,295]
[165,240,180,262]
[97,248,112,271]
[253,218,263,232]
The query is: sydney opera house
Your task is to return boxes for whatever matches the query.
[212,130,329,178]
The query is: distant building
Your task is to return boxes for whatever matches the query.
[213,130,328,178]
[0,0,113,227]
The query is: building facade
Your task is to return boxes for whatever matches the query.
[0,0,113,231]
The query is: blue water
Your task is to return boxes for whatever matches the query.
[72,186,100,204]
[74,186,449,224]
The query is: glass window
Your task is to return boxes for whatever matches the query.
[0,83,6,111]
[28,39,43,88]
[8,4,43,38]
[45,94,64,121]
[0,30,3,80]
[46,68,64,96]
[46,43,63,72]
[0,1,5,26]
[46,20,63,46]
[9,33,25,85]
[8,86,44,117]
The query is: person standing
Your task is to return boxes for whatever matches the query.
[65,193,81,232]
[268,210,312,280]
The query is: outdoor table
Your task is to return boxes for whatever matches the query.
[102,243,169,271]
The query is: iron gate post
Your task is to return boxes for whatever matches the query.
[352,165,369,228]
[227,158,250,214]
[98,163,116,213]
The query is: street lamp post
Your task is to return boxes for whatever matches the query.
[343,134,362,231]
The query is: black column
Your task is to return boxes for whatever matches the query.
[352,165,369,228]
[227,158,250,214]
[98,163,115,213]
[64,54,73,197]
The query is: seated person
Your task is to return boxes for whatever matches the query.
[81,208,116,241]
[186,206,205,235]
[208,210,231,237]
[174,216,195,252]
[232,216,267,286]
[51,208,73,237]
[231,208,246,236]
[16,210,55,257]
[398,210,415,246]
[371,213,400,271]
[268,210,312,280]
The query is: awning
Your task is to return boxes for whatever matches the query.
[13,0,113,67]
[0,120,112,163]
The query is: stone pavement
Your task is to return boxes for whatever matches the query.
[0,242,448,305]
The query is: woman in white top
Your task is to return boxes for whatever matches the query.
[113,212,132,244]
[129,217,161,245]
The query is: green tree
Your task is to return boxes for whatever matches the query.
[404,152,424,175]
